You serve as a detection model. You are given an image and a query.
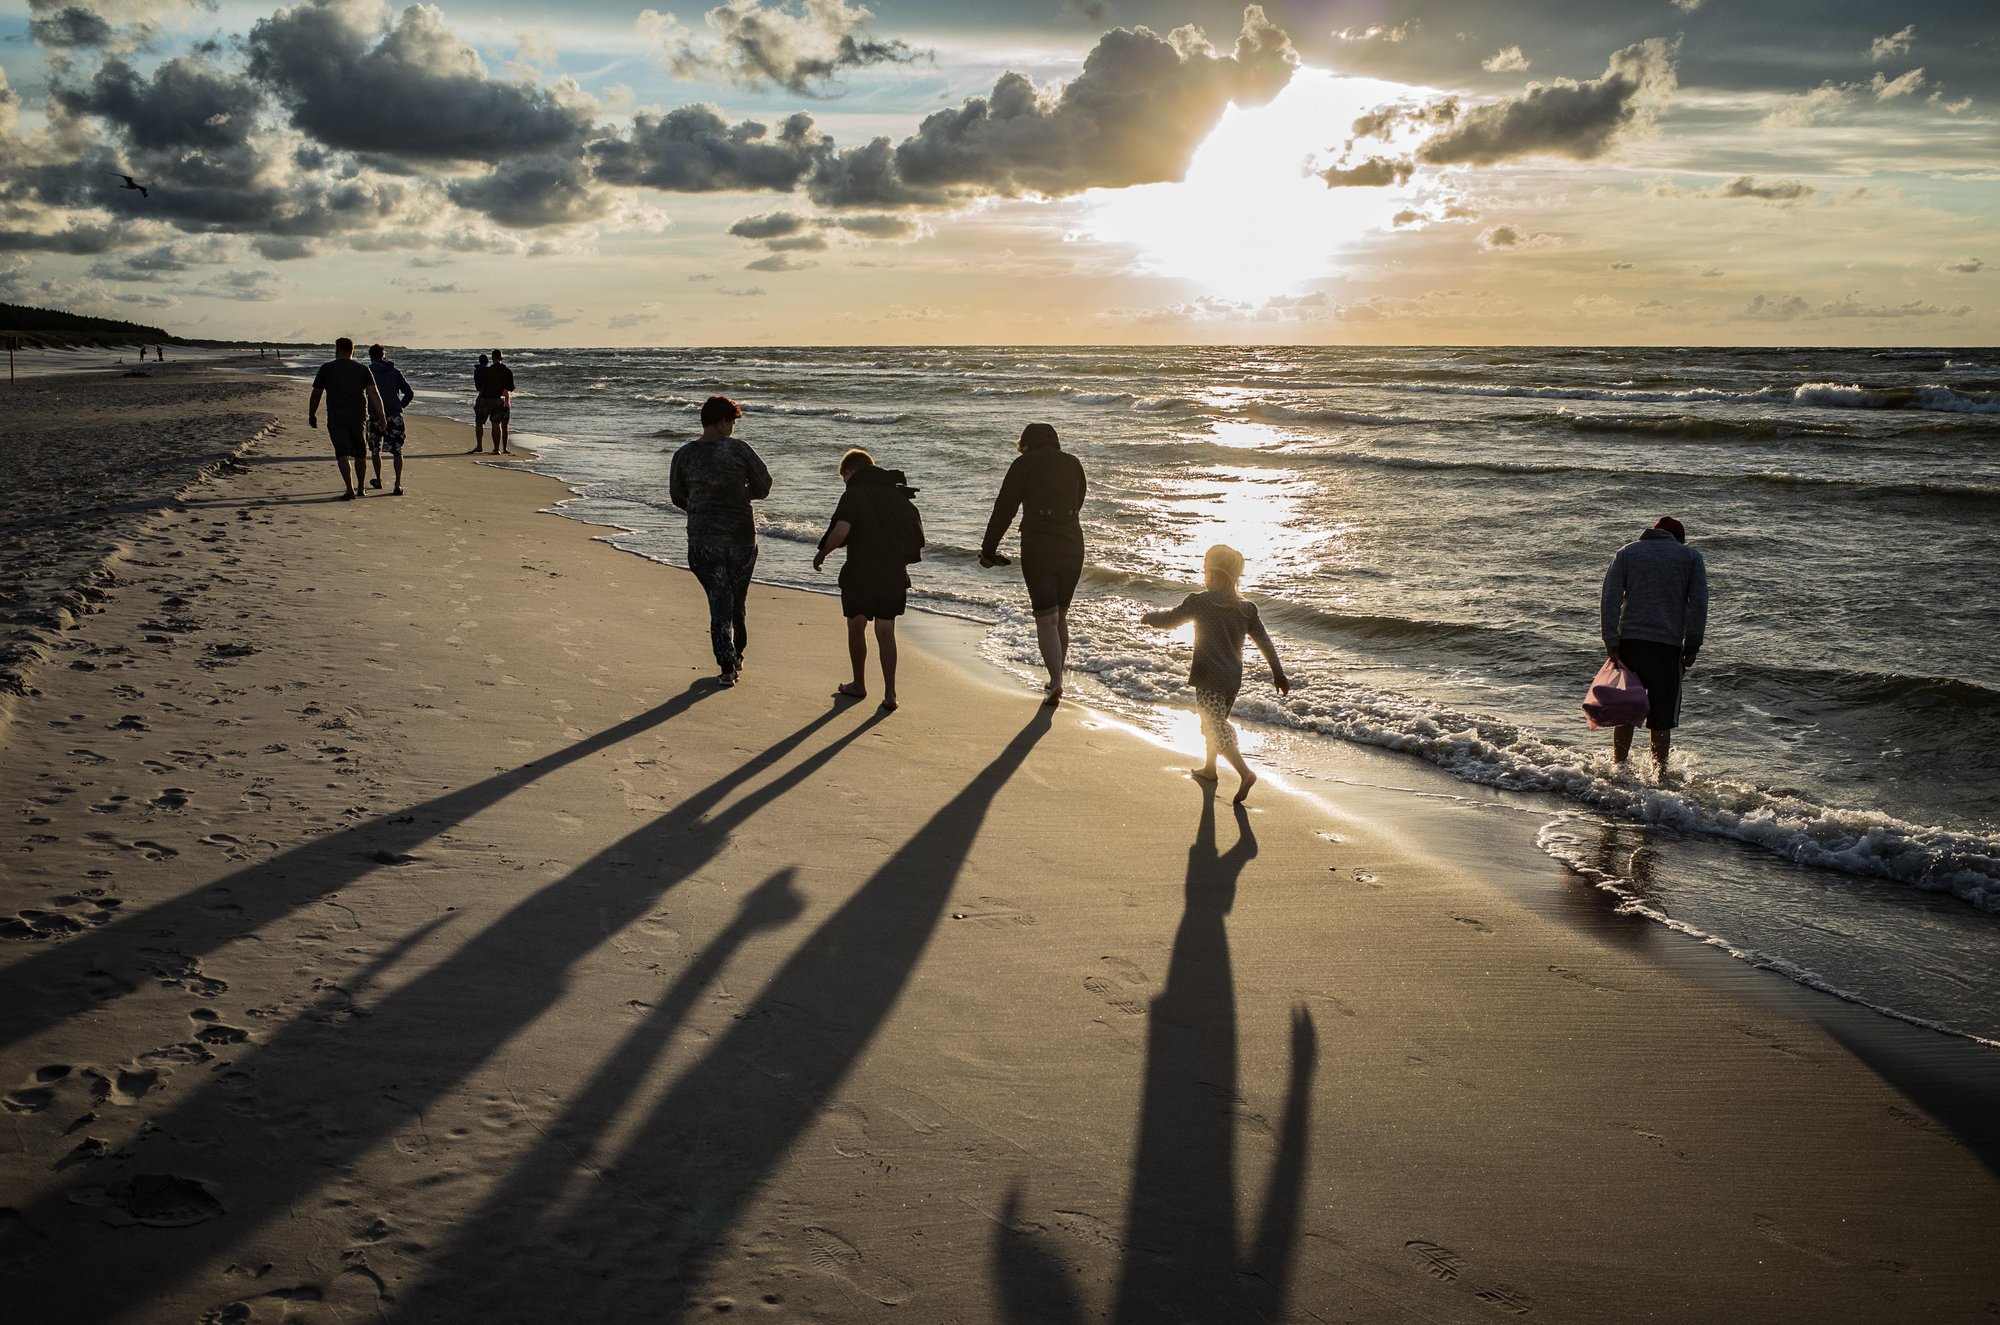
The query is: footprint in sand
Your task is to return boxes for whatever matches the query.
[948,897,1038,928]
[73,1174,224,1228]
[799,1225,911,1306]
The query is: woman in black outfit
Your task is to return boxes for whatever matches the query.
[979,422,1088,704]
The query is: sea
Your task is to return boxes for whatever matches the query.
[304,345,2000,1044]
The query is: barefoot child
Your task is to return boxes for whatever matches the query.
[1141,544,1290,801]
[813,448,922,713]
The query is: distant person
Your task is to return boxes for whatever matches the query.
[1141,544,1290,802]
[813,447,923,713]
[1601,515,1709,773]
[470,353,492,453]
[307,337,386,501]
[979,421,1087,704]
[484,348,515,456]
[669,395,772,686]
[365,343,415,496]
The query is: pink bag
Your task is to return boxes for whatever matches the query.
[1582,658,1649,730]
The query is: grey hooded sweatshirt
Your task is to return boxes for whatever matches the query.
[1601,527,1709,654]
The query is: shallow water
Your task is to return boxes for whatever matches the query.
[309,344,2000,1041]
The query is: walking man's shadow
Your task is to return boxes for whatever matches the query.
[996,789,1319,1324]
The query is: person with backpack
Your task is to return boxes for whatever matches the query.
[979,421,1087,705]
[813,447,924,713]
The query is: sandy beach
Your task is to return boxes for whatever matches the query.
[1,371,1995,1325]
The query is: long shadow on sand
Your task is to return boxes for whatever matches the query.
[0,685,719,1055]
[995,791,1319,1325]
[386,709,1054,1323]
[5,703,883,1320]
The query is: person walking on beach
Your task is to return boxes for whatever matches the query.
[979,422,1087,704]
[473,351,513,455]
[1141,544,1290,802]
[365,343,415,496]
[670,395,772,686]
[1601,515,1709,773]
[307,337,387,501]
[813,447,923,712]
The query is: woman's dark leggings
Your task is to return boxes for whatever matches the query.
[687,540,757,672]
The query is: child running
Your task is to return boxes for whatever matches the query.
[1141,544,1290,802]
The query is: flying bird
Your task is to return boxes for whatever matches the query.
[113,173,149,198]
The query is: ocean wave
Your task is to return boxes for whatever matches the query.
[1560,413,1857,442]
[1370,378,2000,414]
[1248,403,1403,427]
[830,411,910,426]
[1063,389,1137,406]
[1134,395,1203,412]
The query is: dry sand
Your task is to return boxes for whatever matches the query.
[0,378,1995,1324]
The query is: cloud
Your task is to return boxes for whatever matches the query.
[1332,23,1413,43]
[56,55,265,154]
[253,235,316,260]
[27,7,117,47]
[1062,0,1108,22]
[1941,257,1985,273]
[1351,97,1457,141]
[1871,25,1916,61]
[1737,291,1971,321]
[1713,174,1815,204]
[246,0,595,163]
[716,284,765,296]
[449,154,613,228]
[510,303,575,329]
[376,308,413,327]
[764,232,827,251]
[1477,224,1561,250]
[832,212,915,238]
[588,105,828,193]
[727,210,809,239]
[1670,0,1703,11]
[1765,81,1851,127]
[1391,207,1423,227]
[809,5,1298,206]
[1482,46,1530,74]
[0,222,130,255]
[745,252,813,271]
[1419,37,1677,165]
[1609,260,1635,269]
[1317,155,1412,187]
[87,236,234,281]
[644,0,921,97]
[196,268,285,301]
[1870,68,1926,100]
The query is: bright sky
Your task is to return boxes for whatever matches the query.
[0,0,1993,345]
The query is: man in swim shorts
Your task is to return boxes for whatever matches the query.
[1601,515,1710,773]
[308,337,386,501]
[366,343,416,496]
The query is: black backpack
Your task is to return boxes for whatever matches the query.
[889,483,925,564]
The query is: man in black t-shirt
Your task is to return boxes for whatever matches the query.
[308,337,387,501]
[475,348,516,455]
[813,446,917,712]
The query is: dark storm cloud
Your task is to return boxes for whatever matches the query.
[727,210,809,239]
[831,212,913,238]
[1419,38,1678,165]
[27,7,116,48]
[807,4,1297,207]
[253,234,316,259]
[0,221,125,254]
[1318,155,1413,187]
[246,0,594,163]
[448,154,613,228]
[656,0,922,97]
[55,55,264,152]
[587,106,828,192]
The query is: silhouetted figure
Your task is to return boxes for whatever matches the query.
[980,421,1087,704]
[474,349,515,455]
[366,343,415,496]
[814,446,921,712]
[112,172,148,197]
[1142,544,1290,802]
[1601,514,1709,773]
[669,395,772,685]
[307,337,386,501]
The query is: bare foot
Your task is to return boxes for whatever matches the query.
[834,682,866,699]
[1233,770,1258,803]
[392,487,404,496]
[1041,688,1062,707]
[1189,767,1218,783]
[878,698,898,713]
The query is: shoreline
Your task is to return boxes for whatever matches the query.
[1,375,1995,1322]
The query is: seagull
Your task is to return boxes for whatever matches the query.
[113,173,149,198]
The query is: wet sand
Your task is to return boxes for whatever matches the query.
[0,377,1995,1324]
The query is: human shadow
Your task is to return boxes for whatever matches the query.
[389,709,1055,1323]
[0,684,717,1054]
[8,705,880,1321]
[995,790,1319,1324]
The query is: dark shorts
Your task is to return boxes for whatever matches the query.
[327,418,366,459]
[840,570,907,621]
[1020,539,1085,614]
[475,396,510,425]
[1618,639,1685,731]
[368,414,406,456]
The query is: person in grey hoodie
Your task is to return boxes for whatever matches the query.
[1601,515,1709,772]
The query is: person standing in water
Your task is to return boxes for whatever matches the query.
[1600,515,1708,774]
[979,422,1087,704]
[669,395,772,687]
[813,447,921,713]
[1142,544,1290,802]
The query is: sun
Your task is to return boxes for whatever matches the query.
[1082,68,1423,304]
